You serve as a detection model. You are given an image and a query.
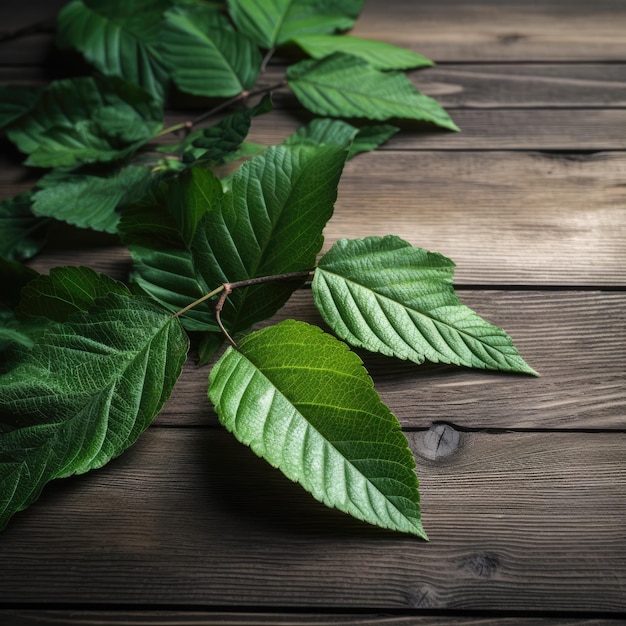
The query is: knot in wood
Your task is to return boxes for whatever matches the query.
[419,423,461,461]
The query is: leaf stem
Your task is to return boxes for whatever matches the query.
[155,122,188,138]
[175,269,315,348]
[157,80,290,140]
[215,269,314,348]
[173,285,225,319]
[260,48,276,74]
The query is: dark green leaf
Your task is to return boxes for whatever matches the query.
[284,117,399,158]
[124,144,347,336]
[0,293,188,530]
[162,94,273,165]
[291,34,433,70]
[16,266,131,322]
[6,76,163,168]
[0,193,49,262]
[227,0,365,49]
[192,142,348,333]
[209,319,426,538]
[313,236,537,374]
[287,53,459,130]
[0,259,38,309]
[0,86,43,131]
[57,0,170,101]
[120,168,222,332]
[32,164,157,233]
[160,5,261,97]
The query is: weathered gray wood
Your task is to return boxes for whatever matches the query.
[351,0,626,62]
[246,109,626,151]
[3,63,626,111]
[14,149,626,288]
[0,611,618,626]
[153,289,626,431]
[3,0,626,63]
[1,428,624,612]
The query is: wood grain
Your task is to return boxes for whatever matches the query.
[2,63,625,111]
[351,0,626,62]
[0,612,619,626]
[152,289,626,431]
[3,0,626,63]
[0,428,624,612]
[11,149,626,288]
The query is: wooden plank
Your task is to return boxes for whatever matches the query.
[351,0,626,62]
[332,151,626,287]
[3,63,626,110]
[13,150,626,288]
[0,611,619,626]
[0,428,624,612]
[2,0,626,64]
[245,109,626,151]
[153,290,626,431]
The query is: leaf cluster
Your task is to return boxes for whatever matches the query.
[0,0,535,537]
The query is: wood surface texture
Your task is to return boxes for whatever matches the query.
[1,0,625,625]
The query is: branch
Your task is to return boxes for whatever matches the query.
[175,269,314,348]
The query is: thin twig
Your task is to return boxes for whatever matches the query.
[177,269,315,349]
[173,284,225,319]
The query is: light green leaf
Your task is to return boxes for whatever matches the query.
[227,0,365,49]
[32,164,156,233]
[209,319,426,538]
[287,53,459,130]
[0,193,49,262]
[0,293,189,530]
[0,86,43,131]
[292,34,433,70]
[6,76,163,168]
[284,117,399,158]
[313,236,536,374]
[57,0,171,101]
[16,266,131,322]
[160,4,261,97]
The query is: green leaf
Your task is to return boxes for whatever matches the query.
[124,144,347,336]
[291,34,433,70]
[0,86,43,131]
[120,168,222,332]
[287,53,459,131]
[192,142,348,333]
[16,266,131,322]
[32,164,157,233]
[284,117,399,158]
[0,259,38,309]
[227,0,365,49]
[0,293,189,530]
[57,0,171,101]
[209,319,426,538]
[6,76,163,168]
[160,4,261,97]
[0,193,49,262]
[163,94,273,165]
[313,236,537,374]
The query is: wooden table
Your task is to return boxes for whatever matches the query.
[1,1,625,624]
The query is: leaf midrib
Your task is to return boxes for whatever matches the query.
[241,350,424,534]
